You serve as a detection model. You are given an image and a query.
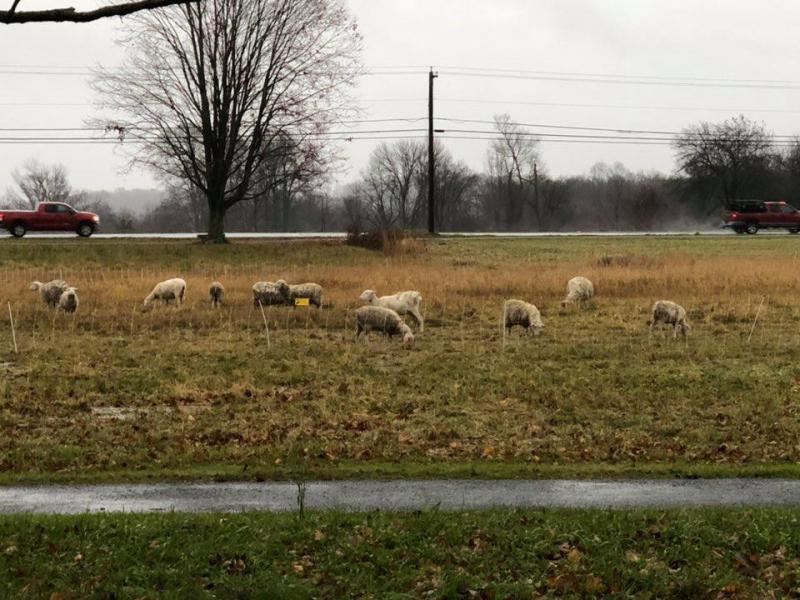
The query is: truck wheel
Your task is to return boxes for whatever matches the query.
[77,223,94,238]
[10,223,26,238]
[745,223,759,235]
[733,225,746,234]
[790,228,800,235]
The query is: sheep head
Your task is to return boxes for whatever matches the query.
[275,280,290,298]
[359,289,377,304]
[402,330,415,347]
[30,281,42,291]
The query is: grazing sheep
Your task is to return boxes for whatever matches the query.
[209,282,225,308]
[503,299,544,336]
[30,280,69,308]
[280,280,323,308]
[359,289,424,331]
[562,276,595,306]
[650,300,690,338]
[252,281,289,307]
[355,305,414,347]
[143,278,186,309]
[58,287,79,314]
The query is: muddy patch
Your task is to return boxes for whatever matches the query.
[91,403,211,421]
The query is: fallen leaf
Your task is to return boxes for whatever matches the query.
[585,575,605,593]
[567,548,583,564]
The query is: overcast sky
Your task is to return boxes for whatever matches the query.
[1,0,800,194]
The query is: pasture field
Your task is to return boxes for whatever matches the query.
[3,508,800,598]
[2,235,800,482]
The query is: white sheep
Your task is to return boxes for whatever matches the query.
[252,281,289,307]
[143,278,186,309]
[562,276,595,306]
[209,282,224,308]
[30,280,69,308]
[650,300,690,338]
[58,287,79,314]
[355,305,414,347]
[359,289,424,331]
[503,299,544,336]
[280,280,323,308]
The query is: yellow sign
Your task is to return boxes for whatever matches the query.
[294,298,310,307]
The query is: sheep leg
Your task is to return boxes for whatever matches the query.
[409,308,424,332]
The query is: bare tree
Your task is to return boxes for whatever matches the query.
[673,115,774,209]
[93,0,361,242]
[487,114,542,230]
[1,0,199,24]
[250,132,331,231]
[590,161,631,230]
[416,143,479,230]
[7,159,72,209]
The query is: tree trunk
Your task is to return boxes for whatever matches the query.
[207,203,227,243]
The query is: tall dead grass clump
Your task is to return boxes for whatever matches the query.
[345,227,426,256]
[595,254,662,269]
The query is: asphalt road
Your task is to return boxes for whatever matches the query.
[2,479,800,514]
[0,230,751,239]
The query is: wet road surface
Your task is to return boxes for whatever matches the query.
[2,479,800,514]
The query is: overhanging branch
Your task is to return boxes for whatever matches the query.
[1,0,200,24]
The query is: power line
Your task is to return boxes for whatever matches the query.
[435,65,800,86]
[437,117,800,138]
[440,69,800,90]
[0,121,429,132]
[432,98,800,114]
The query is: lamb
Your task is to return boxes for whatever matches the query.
[650,300,690,338]
[30,280,69,308]
[252,281,289,307]
[209,282,225,308]
[503,299,544,336]
[359,289,424,331]
[280,280,323,308]
[57,287,79,314]
[355,305,414,347]
[143,278,186,309]
[562,276,595,306]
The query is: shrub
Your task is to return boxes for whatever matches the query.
[345,227,424,255]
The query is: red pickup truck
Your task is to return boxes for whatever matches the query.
[722,200,800,234]
[0,202,100,238]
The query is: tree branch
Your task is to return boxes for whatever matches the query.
[1,0,199,24]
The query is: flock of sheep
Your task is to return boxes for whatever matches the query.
[27,275,691,345]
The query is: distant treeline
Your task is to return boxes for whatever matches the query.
[7,116,800,233]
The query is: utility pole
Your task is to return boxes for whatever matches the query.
[428,67,438,234]
[533,161,539,230]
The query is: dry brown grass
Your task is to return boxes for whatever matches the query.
[2,236,800,480]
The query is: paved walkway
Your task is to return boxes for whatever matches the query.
[2,479,800,514]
